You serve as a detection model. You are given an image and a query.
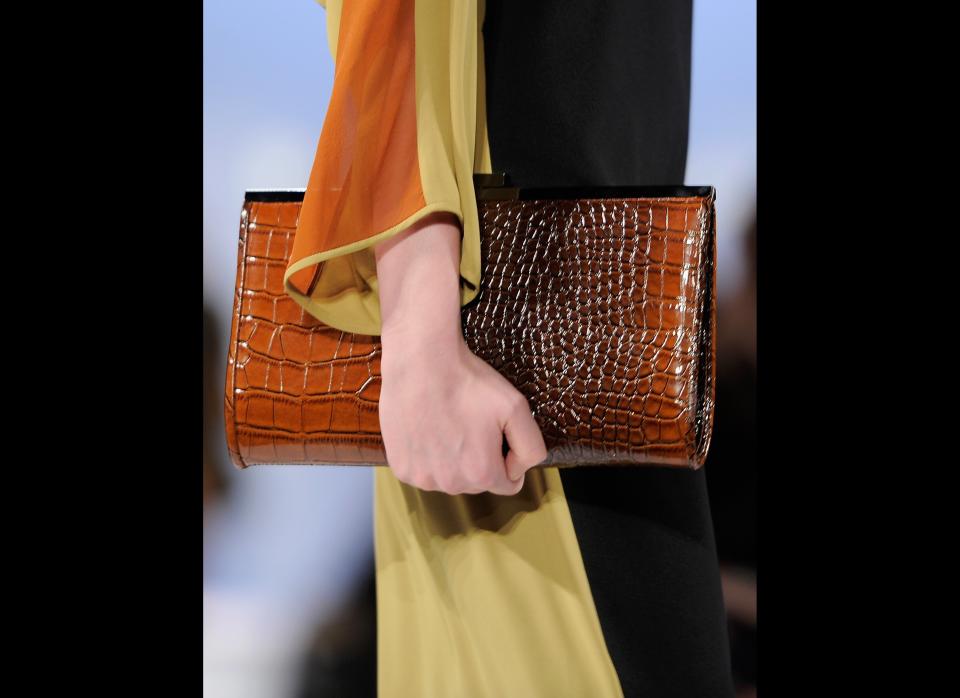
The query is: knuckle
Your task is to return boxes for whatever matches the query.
[434,471,458,494]
[508,391,529,412]
[414,475,435,492]
[396,465,426,490]
[390,462,408,481]
[462,463,489,487]
[513,399,534,421]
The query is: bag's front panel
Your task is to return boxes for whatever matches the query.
[226,193,715,468]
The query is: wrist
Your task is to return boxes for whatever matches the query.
[380,313,467,376]
[375,210,466,375]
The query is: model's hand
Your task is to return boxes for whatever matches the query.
[374,212,547,495]
[379,333,546,495]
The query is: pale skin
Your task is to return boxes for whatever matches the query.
[373,211,548,496]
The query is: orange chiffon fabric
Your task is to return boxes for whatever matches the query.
[287,0,425,297]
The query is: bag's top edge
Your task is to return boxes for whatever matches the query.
[244,186,714,203]
[245,189,306,202]
[516,185,713,200]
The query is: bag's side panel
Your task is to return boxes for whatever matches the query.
[691,194,718,467]
[224,204,252,469]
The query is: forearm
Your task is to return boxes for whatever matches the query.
[374,211,466,371]
[373,210,547,495]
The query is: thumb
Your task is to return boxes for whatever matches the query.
[503,401,548,482]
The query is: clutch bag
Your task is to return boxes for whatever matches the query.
[224,173,717,469]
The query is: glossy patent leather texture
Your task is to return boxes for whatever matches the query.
[224,174,717,469]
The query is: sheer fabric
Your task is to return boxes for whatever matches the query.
[285,0,489,337]
[286,2,624,697]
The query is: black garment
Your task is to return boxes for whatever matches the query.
[483,2,735,696]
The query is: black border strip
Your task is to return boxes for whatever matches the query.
[245,185,714,203]
[518,185,713,200]
[245,190,306,202]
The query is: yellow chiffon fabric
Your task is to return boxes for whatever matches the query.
[294,2,624,696]
[285,0,487,337]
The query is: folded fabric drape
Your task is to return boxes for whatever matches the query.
[287,2,624,696]
[285,0,490,337]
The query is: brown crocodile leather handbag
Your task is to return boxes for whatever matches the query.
[224,173,717,470]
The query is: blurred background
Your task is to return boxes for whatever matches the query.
[203,1,756,696]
